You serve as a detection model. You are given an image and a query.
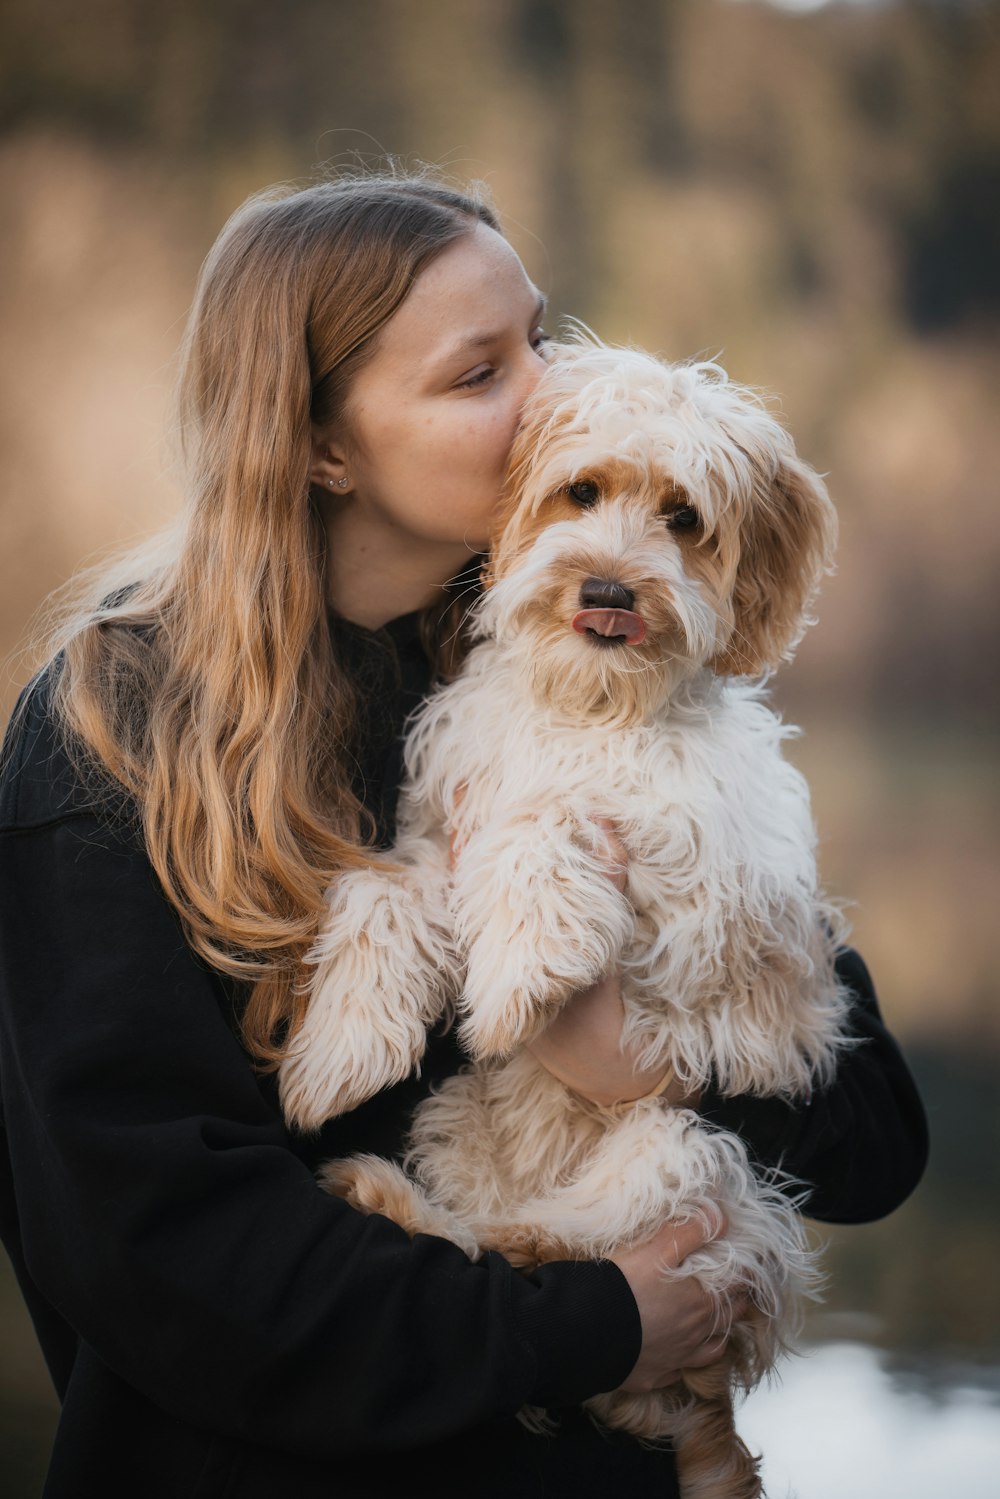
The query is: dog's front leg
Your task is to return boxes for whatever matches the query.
[279,833,459,1130]
[451,810,633,1060]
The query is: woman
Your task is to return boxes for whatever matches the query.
[0,174,927,1499]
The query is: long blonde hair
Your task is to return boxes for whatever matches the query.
[40,173,497,1064]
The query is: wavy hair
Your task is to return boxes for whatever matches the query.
[40,172,496,1064]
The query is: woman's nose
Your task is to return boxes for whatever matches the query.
[519,342,548,400]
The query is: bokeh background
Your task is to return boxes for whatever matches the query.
[1,0,998,1494]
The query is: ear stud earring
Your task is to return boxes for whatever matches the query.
[329,477,349,489]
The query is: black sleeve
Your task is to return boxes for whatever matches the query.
[0,800,640,1459]
[699,947,929,1224]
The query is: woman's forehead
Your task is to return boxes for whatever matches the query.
[373,224,543,369]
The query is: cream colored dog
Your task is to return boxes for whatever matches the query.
[280,340,850,1499]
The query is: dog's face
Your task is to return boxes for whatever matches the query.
[479,341,837,725]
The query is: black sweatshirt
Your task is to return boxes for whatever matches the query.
[0,610,928,1499]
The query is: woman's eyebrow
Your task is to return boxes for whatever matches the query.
[434,293,548,364]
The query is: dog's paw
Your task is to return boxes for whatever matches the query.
[279,870,458,1130]
[457,975,558,1060]
[457,920,625,1060]
[279,970,431,1129]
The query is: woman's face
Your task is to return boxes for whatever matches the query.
[314,221,549,561]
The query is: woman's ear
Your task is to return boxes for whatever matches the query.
[309,431,352,493]
[709,450,837,677]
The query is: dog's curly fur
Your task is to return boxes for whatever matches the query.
[279,339,851,1499]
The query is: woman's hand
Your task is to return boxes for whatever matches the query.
[609,1216,745,1391]
[525,818,699,1109]
[525,971,680,1107]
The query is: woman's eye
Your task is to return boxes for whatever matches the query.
[456,365,495,390]
[666,505,700,531]
[568,480,600,507]
[531,327,551,353]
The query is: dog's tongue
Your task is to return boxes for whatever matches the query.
[571,608,647,645]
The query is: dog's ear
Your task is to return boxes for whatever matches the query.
[709,449,837,677]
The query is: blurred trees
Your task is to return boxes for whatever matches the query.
[2,1,996,335]
[0,0,997,1043]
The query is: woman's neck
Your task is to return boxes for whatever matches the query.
[322,498,480,630]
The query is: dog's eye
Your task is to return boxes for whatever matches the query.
[567,481,600,508]
[666,505,700,531]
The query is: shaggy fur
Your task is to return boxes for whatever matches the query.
[279,339,851,1499]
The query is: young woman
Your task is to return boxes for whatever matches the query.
[0,174,927,1499]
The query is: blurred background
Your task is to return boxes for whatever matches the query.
[0,0,997,1494]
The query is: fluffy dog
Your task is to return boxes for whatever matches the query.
[280,340,851,1499]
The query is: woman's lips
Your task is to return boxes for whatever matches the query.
[571,608,647,646]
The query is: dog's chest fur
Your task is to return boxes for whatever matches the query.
[404,641,810,867]
[399,639,839,1100]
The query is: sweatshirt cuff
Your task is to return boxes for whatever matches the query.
[504,1255,642,1408]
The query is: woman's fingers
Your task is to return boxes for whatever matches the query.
[609,1213,746,1393]
[657,1209,725,1267]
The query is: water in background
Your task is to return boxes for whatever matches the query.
[738,1341,1000,1499]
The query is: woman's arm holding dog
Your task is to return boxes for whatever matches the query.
[0,720,641,1458]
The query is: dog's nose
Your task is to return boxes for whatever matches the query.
[579,577,635,611]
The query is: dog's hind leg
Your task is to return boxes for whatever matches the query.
[671,1361,763,1499]
[319,1154,481,1260]
[590,1374,762,1499]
